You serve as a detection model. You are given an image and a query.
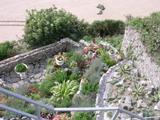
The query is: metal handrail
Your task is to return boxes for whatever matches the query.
[0,20,25,26]
[0,104,38,119]
[0,20,25,22]
[0,87,146,120]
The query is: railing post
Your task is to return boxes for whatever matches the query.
[111,110,119,120]
[35,105,42,120]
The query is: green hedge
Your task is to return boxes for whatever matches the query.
[24,7,125,48]
[88,20,125,37]
[24,8,88,48]
[0,41,14,60]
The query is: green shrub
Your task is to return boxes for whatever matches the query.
[88,20,125,37]
[82,35,94,41]
[72,94,95,107]
[53,69,68,83]
[5,98,35,119]
[72,112,95,120]
[29,93,41,100]
[69,52,85,63]
[84,58,104,83]
[81,81,99,95]
[39,74,55,96]
[69,73,81,81]
[104,35,123,50]
[0,41,14,60]
[15,63,28,73]
[24,8,88,48]
[50,80,78,107]
[98,48,117,67]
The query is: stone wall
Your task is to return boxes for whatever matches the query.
[122,27,160,87]
[96,60,128,120]
[0,38,79,74]
[0,38,80,84]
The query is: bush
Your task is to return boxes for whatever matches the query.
[84,58,104,83]
[24,8,88,48]
[88,20,125,37]
[82,35,94,41]
[5,98,35,119]
[104,35,123,50]
[81,81,99,95]
[39,74,55,96]
[72,112,95,120]
[98,48,117,67]
[53,69,68,83]
[0,41,14,60]
[72,94,95,107]
[50,80,78,107]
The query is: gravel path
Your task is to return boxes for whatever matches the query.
[0,0,160,42]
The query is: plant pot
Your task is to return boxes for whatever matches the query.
[14,63,28,80]
[55,56,64,66]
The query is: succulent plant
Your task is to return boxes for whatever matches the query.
[151,89,160,102]
[132,83,145,99]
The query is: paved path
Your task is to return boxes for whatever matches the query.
[0,0,160,42]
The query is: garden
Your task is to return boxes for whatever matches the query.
[1,39,120,120]
[0,6,160,120]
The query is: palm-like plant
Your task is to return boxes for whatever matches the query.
[152,89,160,102]
[118,65,131,77]
[132,83,144,99]
[50,80,78,107]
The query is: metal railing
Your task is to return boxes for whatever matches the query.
[0,20,25,26]
[0,87,146,120]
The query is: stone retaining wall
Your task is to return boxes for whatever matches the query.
[0,38,80,84]
[0,38,79,74]
[96,60,128,120]
[121,27,160,87]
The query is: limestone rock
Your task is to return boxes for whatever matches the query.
[154,101,160,110]
[137,99,147,108]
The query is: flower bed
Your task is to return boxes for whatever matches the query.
[2,41,118,120]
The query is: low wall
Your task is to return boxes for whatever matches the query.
[0,38,80,84]
[0,38,79,74]
[122,27,160,87]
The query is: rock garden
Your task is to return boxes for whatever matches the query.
[0,7,160,120]
[0,39,121,120]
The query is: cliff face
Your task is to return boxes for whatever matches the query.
[122,27,160,88]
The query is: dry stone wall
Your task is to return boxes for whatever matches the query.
[0,38,80,85]
[121,26,160,87]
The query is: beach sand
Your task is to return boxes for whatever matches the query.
[0,0,160,42]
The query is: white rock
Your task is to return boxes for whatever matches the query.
[154,101,160,110]
[79,39,90,46]
[137,99,147,108]
[34,73,42,79]
[0,79,4,85]
[127,87,132,93]
[116,79,124,86]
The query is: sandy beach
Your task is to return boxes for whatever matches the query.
[0,0,160,42]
